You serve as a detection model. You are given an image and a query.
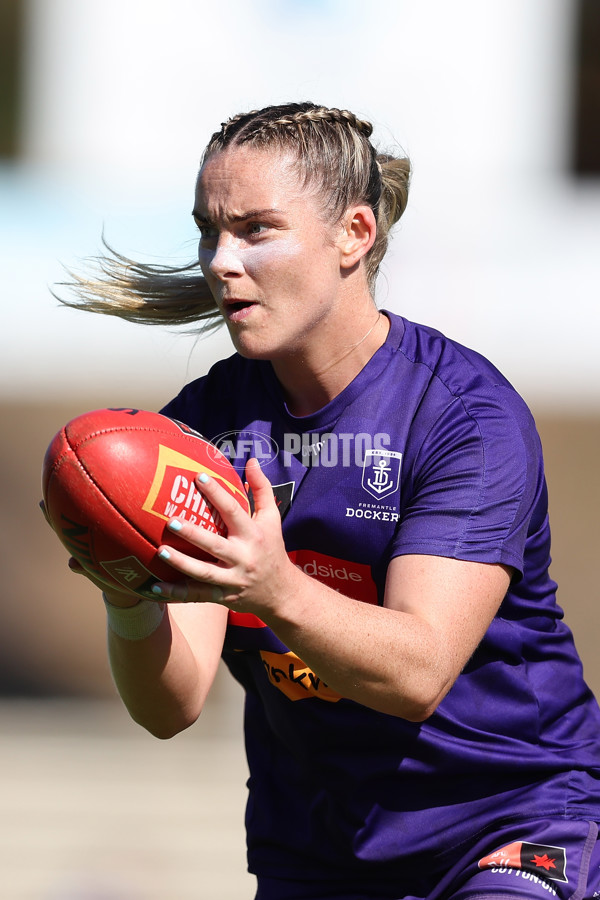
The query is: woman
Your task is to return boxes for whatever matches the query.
[58,102,600,899]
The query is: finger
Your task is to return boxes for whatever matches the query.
[156,542,231,587]
[151,579,226,605]
[68,556,140,604]
[164,517,239,566]
[39,499,53,527]
[244,458,276,514]
[194,470,252,536]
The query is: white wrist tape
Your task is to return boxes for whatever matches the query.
[103,593,165,641]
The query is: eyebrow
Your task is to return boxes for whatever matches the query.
[191,207,284,224]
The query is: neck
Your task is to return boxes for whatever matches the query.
[273,309,389,417]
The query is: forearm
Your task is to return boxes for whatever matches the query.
[258,565,449,721]
[148,465,508,722]
[106,600,226,739]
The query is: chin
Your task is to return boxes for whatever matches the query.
[228,333,274,361]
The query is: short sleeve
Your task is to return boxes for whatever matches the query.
[391,387,544,579]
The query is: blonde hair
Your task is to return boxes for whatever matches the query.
[58,102,410,329]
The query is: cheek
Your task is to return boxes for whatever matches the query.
[197,245,213,274]
[197,241,296,276]
[239,239,305,277]
[198,236,316,285]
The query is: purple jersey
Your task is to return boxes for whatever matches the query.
[161,313,600,893]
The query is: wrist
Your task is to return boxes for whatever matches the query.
[102,589,140,609]
[256,557,308,624]
[103,592,165,641]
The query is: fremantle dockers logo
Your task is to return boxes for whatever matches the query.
[361,449,402,500]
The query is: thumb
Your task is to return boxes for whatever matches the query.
[68,556,86,574]
[39,499,53,529]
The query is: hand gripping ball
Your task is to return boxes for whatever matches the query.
[42,407,250,597]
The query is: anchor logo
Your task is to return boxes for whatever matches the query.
[361,449,402,500]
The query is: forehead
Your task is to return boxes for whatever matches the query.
[194,146,311,216]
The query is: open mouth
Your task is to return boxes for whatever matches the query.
[227,300,254,313]
[222,299,258,321]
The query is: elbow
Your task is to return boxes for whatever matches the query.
[372,691,441,722]
[132,704,202,741]
[401,660,458,721]
[386,676,453,723]
[401,699,440,723]
[145,721,189,741]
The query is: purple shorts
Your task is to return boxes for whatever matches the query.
[254,818,600,900]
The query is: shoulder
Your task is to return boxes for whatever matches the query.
[395,315,514,395]
[384,318,546,572]
[390,314,537,435]
[381,314,543,497]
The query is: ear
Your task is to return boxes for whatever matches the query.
[337,206,377,270]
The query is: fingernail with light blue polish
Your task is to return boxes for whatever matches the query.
[158,548,171,560]
[198,473,209,484]
[152,584,163,595]
[168,519,183,532]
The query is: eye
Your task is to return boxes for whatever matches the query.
[197,223,218,242]
[247,222,268,237]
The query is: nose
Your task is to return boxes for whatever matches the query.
[206,234,244,280]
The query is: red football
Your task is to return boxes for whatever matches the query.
[42,407,250,597]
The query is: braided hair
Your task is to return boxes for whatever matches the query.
[205,103,410,287]
[56,102,410,328]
